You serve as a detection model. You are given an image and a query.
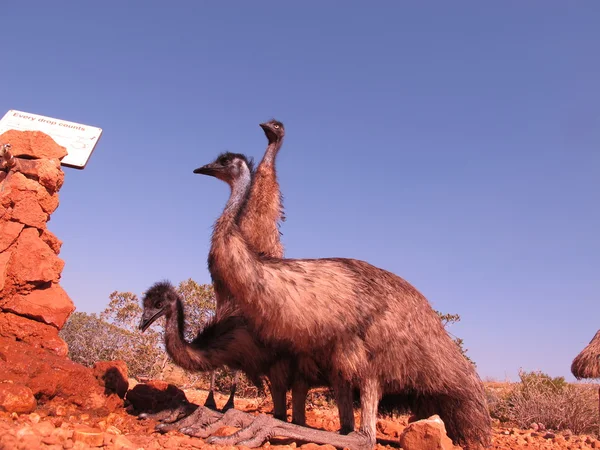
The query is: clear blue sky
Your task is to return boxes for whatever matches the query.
[3,2,598,382]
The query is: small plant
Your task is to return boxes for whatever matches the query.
[489,370,599,436]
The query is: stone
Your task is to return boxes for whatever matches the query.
[0,312,68,356]
[0,382,37,413]
[1,283,74,329]
[0,221,23,253]
[0,251,10,293]
[0,130,67,160]
[40,229,62,254]
[399,415,458,450]
[9,191,48,228]
[113,435,137,450]
[36,420,56,437]
[93,361,129,399]
[14,158,64,193]
[0,172,59,222]
[5,227,65,288]
[0,337,118,411]
[72,425,104,447]
[125,380,188,413]
[376,418,405,437]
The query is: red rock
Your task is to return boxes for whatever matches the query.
[0,337,117,412]
[93,361,129,399]
[6,227,64,288]
[376,418,405,437]
[0,312,68,356]
[0,382,37,413]
[0,283,74,329]
[399,415,458,450]
[0,172,59,220]
[0,251,10,293]
[72,425,104,447]
[113,435,137,449]
[0,221,23,252]
[40,229,62,254]
[9,191,48,227]
[14,158,64,193]
[0,130,67,160]
[125,380,189,413]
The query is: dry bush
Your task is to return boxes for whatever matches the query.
[489,370,599,436]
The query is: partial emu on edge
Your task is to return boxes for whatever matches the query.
[194,152,491,450]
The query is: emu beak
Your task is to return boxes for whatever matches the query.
[193,163,223,177]
[139,309,162,333]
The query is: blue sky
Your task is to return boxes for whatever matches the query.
[2,2,598,382]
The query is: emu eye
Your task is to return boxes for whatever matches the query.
[156,302,163,309]
[273,124,280,129]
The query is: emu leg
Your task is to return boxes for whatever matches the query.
[204,371,218,410]
[155,405,222,433]
[291,378,309,426]
[138,402,198,423]
[355,377,380,448]
[207,414,373,450]
[180,408,256,438]
[221,370,239,412]
[271,380,288,422]
[334,377,355,434]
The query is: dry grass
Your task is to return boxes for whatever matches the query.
[488,371,599,436]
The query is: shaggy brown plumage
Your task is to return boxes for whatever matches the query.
[198,154,492,450]
[139,122,334,436]
[572,329,600,379]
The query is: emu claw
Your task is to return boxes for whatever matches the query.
[155,405,223,433]
[179,408,256,439]
[207,414,373,450]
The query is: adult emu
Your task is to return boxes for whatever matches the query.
[140,121,353,436]
[195,153,491,450]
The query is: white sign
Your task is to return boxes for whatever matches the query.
[0,110,102,169]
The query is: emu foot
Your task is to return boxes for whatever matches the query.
[155,405,222,433]
[221,396,235,413]
[204,391,218,410]
[138,402,198,424]
[180,408,255,438]
[207,414,373,450]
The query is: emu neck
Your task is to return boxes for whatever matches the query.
[224,171,252,223]
[163,297,212,372]
[260,138,283,167]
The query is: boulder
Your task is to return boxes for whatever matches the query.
[399,415,459,450]
[0,283,74,329]
[4,227,65,289]
[0,381,37,413]
[14,157,64,193]
[93,361,129,399]
[0,337,121,412]
[0,221,23,253]
[0,312,68,356]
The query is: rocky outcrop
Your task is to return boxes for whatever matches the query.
[0,130,73,337]
[0,130,120,414]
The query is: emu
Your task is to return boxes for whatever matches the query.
[195,153,492,450]
[139,121,353,437]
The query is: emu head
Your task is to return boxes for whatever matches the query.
[193,152,254,185]
[259,119,285,143]
[139,281,178,332]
